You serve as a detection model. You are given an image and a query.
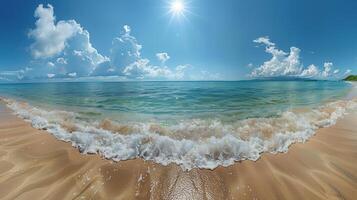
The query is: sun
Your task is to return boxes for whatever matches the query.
[166,0,191,22]
[170,0,185,15]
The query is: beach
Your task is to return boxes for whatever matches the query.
[1,100,357,199]
[1,1,357,199]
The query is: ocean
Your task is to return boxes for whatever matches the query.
[0,81,356,169]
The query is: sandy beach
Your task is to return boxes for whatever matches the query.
[1,0,357,199]
[0,101,356,200]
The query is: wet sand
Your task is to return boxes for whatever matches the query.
[0,103,357,200]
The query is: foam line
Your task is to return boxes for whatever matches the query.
[2,97,356,170]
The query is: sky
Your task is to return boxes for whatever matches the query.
[0,0,356,81]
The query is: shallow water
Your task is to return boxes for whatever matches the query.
[0,81,355,169]
[0,81,351,121]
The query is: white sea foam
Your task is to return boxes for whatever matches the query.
[1,97,357,170]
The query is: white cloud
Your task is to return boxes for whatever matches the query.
[93,25,192,80]
[27,4,107,78]
[47,73,55,78]
[110,25,142,68]
[156,52,170,63]
[175,65,189,79]
[344,69,351,75]
[250,37,342,79]
[300,64,319,77]
[122,62,220,80]
[123,25,131,33]
[47,61,55,67]
[251,37,302,77]
[123,59,190,80]
[29,4,80,58]
[56,57,67,64]
[92,25,143,76]
[93,25,143,76]
[0,5,213,81]
[321,62,333,77]
[253,36,275,46]
[68,72,77,77]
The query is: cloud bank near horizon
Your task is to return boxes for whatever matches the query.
[0,4,219,82]
[250,36,351,79]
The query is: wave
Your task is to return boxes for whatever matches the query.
[1,97,357,170]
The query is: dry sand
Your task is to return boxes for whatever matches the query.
[0,103,357,200]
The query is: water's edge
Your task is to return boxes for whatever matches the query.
[1,95,356,170]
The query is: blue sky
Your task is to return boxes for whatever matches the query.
[0,0,356,81]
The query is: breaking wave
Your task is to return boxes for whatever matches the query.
[1,97,357,170]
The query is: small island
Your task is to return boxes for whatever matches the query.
[344,75,357,81]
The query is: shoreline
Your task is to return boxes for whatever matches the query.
[2,93,356,170]
[1,102,357,199]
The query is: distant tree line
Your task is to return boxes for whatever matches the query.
[344,75,357,81]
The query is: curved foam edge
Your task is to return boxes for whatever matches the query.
[1,97,356,170]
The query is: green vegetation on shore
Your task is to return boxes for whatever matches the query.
[344,75,357,81]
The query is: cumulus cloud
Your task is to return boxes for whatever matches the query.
[28,4,78,58]
[251,37,302,77]
[26,4,107,79]
[68,72,77,77]
[110,25,142,69]
[123,60,191,80]
[300,64,319,77]
[321,62,333,77]
[0,4,214,81]
[156,52,170,63]
[92,25,143,76]
[93,25,191,80]
[123,59,170,79]
[253,36,275,46]
[250,37,342,79]
[47,73,55,78]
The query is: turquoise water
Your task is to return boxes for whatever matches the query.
[1,81,355,169]
[0,81,351,123]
